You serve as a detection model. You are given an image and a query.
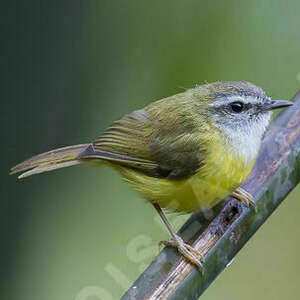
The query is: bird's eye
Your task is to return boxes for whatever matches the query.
[230,101,244,113]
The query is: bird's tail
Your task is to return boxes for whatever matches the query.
[10,144,90,179]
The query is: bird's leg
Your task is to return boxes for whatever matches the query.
[152,203,204,271]
[232,187,257,212]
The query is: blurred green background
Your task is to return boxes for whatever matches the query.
[3,1,300,299]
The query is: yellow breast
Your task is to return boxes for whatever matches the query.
[112,138,255,213]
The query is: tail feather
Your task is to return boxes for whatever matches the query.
[10,144,90,179]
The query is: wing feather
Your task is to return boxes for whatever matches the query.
[86,97,205,179]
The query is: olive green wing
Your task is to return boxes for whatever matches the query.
[80,102,205,179]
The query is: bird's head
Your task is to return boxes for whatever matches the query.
[196,81,293,163]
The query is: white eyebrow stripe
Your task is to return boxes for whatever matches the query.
[209,96,259,108]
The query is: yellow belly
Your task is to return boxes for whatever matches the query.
[111,143,255,213]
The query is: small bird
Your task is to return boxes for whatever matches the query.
[10,81,292,269]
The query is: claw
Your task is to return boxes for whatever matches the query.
[159,235,205,272]
[153,203,205,272]
[232,187,257,212]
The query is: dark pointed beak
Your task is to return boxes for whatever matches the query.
[261,100,293,112]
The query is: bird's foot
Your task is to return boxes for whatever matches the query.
[232,187,257,212]
[159,234,204,272]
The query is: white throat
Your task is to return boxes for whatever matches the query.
[221,113,272,166]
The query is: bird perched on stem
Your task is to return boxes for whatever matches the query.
[10,81,293,271]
